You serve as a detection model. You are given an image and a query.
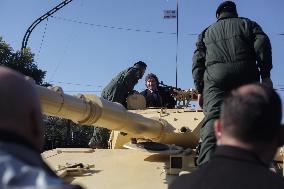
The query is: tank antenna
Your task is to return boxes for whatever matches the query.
[175,0,179,88]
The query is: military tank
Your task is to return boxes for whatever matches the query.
[37,84,283,189]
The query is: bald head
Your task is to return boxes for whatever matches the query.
[232,84,266,99]
[0,66,43,151]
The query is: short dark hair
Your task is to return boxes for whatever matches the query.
[221,84,282,143]
[145,73,159,84]
[216,1,238,18]
[134,61,147,69]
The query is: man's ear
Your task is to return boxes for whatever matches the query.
[214,119,222,145]
[216,13,219,19]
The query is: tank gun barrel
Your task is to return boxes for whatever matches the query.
[37,85,163,140]
[37,84,200,147]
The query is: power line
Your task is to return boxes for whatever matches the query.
[49,16,284,37]
[49,81,284,89]
[49,80,103,88]
[51,15,284,37]
[47,29,80,81]
[36,18,49,64]
[64,90,102,93]
[50,15,198,36]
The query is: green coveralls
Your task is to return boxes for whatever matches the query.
[101,67,141,107]
[192,12,272,165]
[89,66,142,148]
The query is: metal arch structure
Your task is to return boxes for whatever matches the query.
[21,0,73,52]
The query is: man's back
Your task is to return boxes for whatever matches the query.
[205,17,256,65]
[202,16,269,86]
[193,11,272,94]
[101,67,140,106]
[170,146,284,189]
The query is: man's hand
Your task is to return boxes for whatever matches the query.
[198,94,203,108]
[262,78,273,88]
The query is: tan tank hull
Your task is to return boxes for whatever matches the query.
[38,84,283,189]
[43,148,181,189]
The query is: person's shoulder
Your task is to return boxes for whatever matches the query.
[126,66,136,71]
[250,168,284,188]
[169,174,193,189]
[0,150,83,189]
[197,25,211,38]
[0,149,15,164]
[120,67,132,74]
[140,89,147,96]
[125,67,140,75]
[168,170,205,189]
[169,163,211,189]
[238,17,254,22]
[238,17,260,27]
[123,67,141,81]
[259,168,284,187]
[157,86,165,92]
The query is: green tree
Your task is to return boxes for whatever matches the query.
[0,36,94,150]
[0,36,46,85]
[43,116,94,150]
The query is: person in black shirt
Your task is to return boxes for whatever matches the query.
[140,73,162,107]
[140,73,176,108]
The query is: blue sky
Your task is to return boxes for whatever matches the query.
[0,1,284,100]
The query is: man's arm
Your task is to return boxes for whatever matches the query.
[124,67,140,92]
[192,32,206,94]
[251,21,273,87]
[192,31,206,107]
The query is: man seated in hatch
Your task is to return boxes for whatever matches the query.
[140,73,163,107]
[140,73,176,108]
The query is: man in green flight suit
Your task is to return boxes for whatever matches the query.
[101,61,147,107]
[89,61,147,148]
[192,1,273,166]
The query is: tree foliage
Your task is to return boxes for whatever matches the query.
[43,116,94,150]
[0,36,46,85]
[0,36,94,150]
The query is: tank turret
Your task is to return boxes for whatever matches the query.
[37,85,202,148]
